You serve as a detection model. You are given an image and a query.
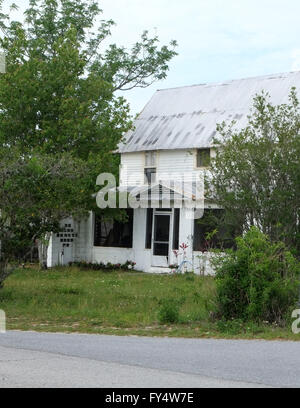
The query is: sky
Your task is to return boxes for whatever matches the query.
[3,0,300,114]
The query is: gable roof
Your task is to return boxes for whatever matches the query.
[113,182,196,202]
[118,71,300,153]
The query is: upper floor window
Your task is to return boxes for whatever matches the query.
[145,151,157,167]
[196,148,211,168]
[144,151,157,184]
[144,168,156,184]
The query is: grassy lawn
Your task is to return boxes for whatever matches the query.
[0,266,299,340]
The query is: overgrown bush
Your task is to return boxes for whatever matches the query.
[158,299,182,324]
[216,318,263,335]
[213,227,300,324]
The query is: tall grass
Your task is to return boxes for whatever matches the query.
[1,267,298,340]
[0,267,215,330]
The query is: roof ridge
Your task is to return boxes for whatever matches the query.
[156,70,300,93]
[136,107,252,119]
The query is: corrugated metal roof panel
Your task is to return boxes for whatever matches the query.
[118,71,300,153]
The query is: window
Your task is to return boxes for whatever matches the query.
[144,168,156,184]
[94,209,133,248]
[193,209,235,251]
[196,148,211,167]
[145,151,157,167]
[145,208,153,249]
[145,151,157,184]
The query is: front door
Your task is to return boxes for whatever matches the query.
[151,210,171,267]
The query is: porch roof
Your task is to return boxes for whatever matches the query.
[112,181,202,201]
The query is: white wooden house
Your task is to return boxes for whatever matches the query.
[47,71,300,274]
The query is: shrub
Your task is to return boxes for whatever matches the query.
[69,260,136,271]
[0,288,14,302]
[158,299,181,324]
[216,319,264,335]
[185,273,195,281]
[216,318,244,335]
[52,286,83,296]
[213,227,300,324]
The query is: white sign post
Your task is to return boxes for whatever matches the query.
[0,310,6,333]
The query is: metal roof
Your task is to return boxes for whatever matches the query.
[118,71,300,153]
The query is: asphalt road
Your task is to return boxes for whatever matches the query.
[0,330,299,388]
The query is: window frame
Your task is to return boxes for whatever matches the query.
[193,209,236,251]
[144,151,157,184]
[196,148,211,168]
[145,151,157,167]
[94,209,134,249]
[144,167,157,184]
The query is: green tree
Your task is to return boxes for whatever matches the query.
[214,227,300,323]
[0,0,177,286]
[0,149,90,287]
[209,90,300,252]
[0,0,177,159]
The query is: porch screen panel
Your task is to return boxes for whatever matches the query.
[193,209,235,251]
[94,209,133,248]
[196,148,211,167]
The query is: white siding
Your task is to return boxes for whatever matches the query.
[74,215,93,262]
[92,247,134,264]
[120,149,208,187]
[158,149,195,182]
[192,252,216,276]
[120,152,145,186]
[47,215,92,267]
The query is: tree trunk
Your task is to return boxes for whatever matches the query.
[37,233,51,270]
